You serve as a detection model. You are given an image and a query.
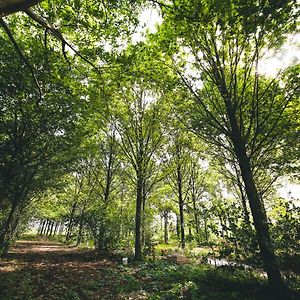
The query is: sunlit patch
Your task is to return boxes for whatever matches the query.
[0,261,24,273]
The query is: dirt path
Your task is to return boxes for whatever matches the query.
[0,239,143,300]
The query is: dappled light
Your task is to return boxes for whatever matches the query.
[0,0,299,299]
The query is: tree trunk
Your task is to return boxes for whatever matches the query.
[163,211,169,244]
[237,180,251,226]
[76,204,87,246]
[176,214,180,240]
[38,219,45,234]
[66,202,77,242]
[179,200,185,248]
[42,220,49,235]
[204,218,208,243]
[45,220,52,236]
[141,181,146,249]
[192,194,201,245]
[238,154,285,295]
[228,108,286,296]
[0,201,17,254]
[40,220,46,235]
[134,174,143,261]
[177,166,185,249]
[49,221,54,236]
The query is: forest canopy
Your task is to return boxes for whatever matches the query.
[0,0,299,299]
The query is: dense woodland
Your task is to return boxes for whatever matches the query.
[0,0,299,299]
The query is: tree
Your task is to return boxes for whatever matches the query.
[152,0,298,296]
[0,28,86,253]
[164,128,193,248]
[115,85,164,261]
[188,157,207,246]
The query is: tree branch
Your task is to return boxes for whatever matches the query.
[0,17,42,102]
[24,8,101,73]
[0,0,42,16]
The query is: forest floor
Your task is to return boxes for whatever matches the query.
[0,238,299,300]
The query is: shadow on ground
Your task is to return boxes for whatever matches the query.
[0,240,299,300]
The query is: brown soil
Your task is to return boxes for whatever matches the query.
[0,240,144,300]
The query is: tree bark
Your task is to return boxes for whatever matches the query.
[177,165,185,249]
[42,220,49,235]
[134,173,143,261]
[163,211,169,244]
[204,218,208,243]
[192,194,201,245]
[0,201,18,253]
[49,221,54,236]
[76,202,87,247]
[45,220,51,236]
[0,0,42,16]
[38,219,46,234]
[176,214,180,240]
[66,202,77,242]
[236,178,251,226]
[227,105,286,297]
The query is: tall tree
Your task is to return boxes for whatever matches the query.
[164,129,192,248]
[152,0,298,296]
[0,28,85,253]
[115,85,164,261]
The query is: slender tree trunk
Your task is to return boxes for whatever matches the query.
[42,220,49,235]
[76,218,83,246]
[66,202,77,242]
[49,221,55,236]
[176,214,180,240]
[177,166,185,249]
[45,220,52,236]
[38,220,45,234]
[134,173,143,261]
[76,202,87,246]
[218,213,225,237]
[41,220,47,234]
[192,195,200,245]
[237,180,251,226]
[141,182,146,249]
[104,144,113,205]
[204,218,208,243]
[40,220,47,235]
[163,211,169,244]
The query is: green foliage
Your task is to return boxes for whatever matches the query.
[0,22,88,251]
[270,199,300,258]
[0,2,299,293]
[84,204,122,253]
